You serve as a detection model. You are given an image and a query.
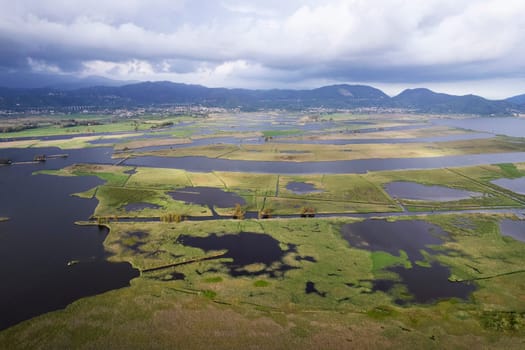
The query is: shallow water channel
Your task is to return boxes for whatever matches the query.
[124,152,525,174]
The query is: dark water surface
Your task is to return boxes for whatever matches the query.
[286,182,323,194]
[0,147,138,330]
[124,202,162,211]
[499,219,525,242]
[124,152,525,174]
[178,232,298,277]
[384,181,481,201]
[305,281,327,297]
[341,220,475,304]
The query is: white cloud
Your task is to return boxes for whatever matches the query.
[27,57,61,73]
[1,0,525,96]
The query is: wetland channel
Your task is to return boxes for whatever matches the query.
[1,124,525,330]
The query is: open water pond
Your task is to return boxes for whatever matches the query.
[177,232,298,277]
[168,187,246,208]
[305,281,327,297]
[384,181,482,201]
[499,219,525,242]
[124,202,162,212]
[286,181,324,194]
[491,177,525,195]
[341,219,475,304]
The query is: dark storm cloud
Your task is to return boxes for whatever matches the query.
[1,0,525,96]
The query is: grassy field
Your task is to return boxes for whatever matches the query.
[44,161,525,219]
[120,136,525,162]
[366,164,525,211]
[0,133,143,149]
[45,164,405,217]
[0,115,199,139]
[280,125,479,142]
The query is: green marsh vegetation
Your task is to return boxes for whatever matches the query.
[45,161,525,220]
[0,114,199,139]
[2,213,524,348]
[119,136,525,162]
[368,164,525,211]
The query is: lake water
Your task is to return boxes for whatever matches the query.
[384,181,481,201]
[341,219,475,304]
[0,148,138,331]
[434,117,525,137]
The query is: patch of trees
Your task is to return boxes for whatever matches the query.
[232,203,245,219]
[0,123,37,133]
[160,213,186,222]
[58,119,102,128]
[150,121,174,129]
[258,208,272,219]
[300,207,316,218]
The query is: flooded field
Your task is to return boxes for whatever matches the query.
[384,181,481,201]
[492,177,525,194]
[499,219,525,242]
[285,181,323,194]
[341,219,475,304]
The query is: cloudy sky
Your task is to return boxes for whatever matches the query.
[1,0,525,98]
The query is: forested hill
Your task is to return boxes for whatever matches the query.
[0,81,522,115]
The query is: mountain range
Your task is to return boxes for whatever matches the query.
[0,79,524,115]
